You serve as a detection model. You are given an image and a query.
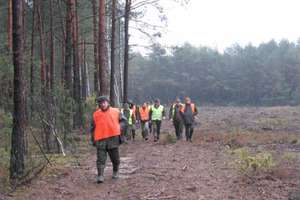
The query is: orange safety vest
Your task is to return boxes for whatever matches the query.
[93,107,121,141]
[139,107,150,121]
[181,103,196,113]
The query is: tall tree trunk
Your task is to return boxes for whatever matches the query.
[37,0,51,151]
[92,0,99,94]
[62,0,74,143]
[10,0,26,180]
[98,0,109,96]
[22,0,26,51]
[58,0,66,85]
[21,0,29,126]
[36,0,46,94]
[61,42,66,84]
[49,0,55,91]
[64,0,73,92]
[110,0,116,106]
[72,0,82,128]
[117,8,124,103]
[8,0,13,52]
[123,0,131,103]
[30,0,36,116]
[81,40,87,100]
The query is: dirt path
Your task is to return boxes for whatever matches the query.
[9,139,230,200]
[9,136,297,200]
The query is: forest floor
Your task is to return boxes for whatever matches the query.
[2,106,300,200]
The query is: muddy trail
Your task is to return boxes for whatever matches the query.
[5,107,300,200]
[8,140,300,199]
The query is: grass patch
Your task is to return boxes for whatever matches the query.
[201,130,299,147]
[0,148,10,194]
[232,148,275,176]
[258,117,288,130]
[49,154,80,167]
[279,152,299,165]
[160,132,177,145]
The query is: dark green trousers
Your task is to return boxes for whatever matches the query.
[173,120,183,140]
[184,124,194,141]
[96,136,120,175]
[152,120,162,140]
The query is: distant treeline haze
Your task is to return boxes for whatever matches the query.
[129,40,300,106]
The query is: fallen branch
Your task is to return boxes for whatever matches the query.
[42,119,66,156]
[28,127,52,166]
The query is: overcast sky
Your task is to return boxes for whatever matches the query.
[132,0,300,52]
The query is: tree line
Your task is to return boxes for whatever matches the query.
[129,41,300,106]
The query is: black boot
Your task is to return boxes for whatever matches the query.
[132,130,136,141]
[97,165,105,183]
[112,164,119,179]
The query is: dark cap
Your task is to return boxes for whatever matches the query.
[96,96,109,103]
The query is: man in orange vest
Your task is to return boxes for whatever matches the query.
[138,102,150,140]
[180,97,198,142]
[90,96,126,183]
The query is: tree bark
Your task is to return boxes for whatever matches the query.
[10,0,26,180]
[117,7,124,103]
[58,0,66,84]
[110,0,116,106]
[72,0,83,128]
[37,0,52,152]
[92,0,99,94]
[98,0,109,96]
[123,0,131,103]
[81,40,88,100]
[64,0,73,92]
[30,0,36,115]
[36,0,46,94]
[8,0,13,52]
[49,0,55,91]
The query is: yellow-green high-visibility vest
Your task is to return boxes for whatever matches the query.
[151,105,164,120]
[128,109,133,125]
[121,109,133,125]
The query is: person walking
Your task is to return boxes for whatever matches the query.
[121,103,135,141]
[149,99,166,142]
[180,97,198,142]
[90,96,126,183]
[147,101,154,134]
[169,98,184,140]
[138,102,150,140]
[128,101,137,140]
